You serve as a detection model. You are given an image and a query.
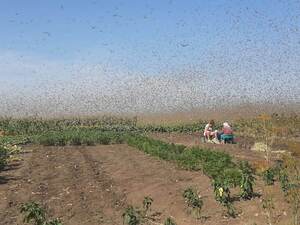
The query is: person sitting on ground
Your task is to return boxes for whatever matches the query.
[204,120,218,142]
[220,122,234,144]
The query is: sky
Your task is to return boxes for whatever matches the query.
[0,0,299,116]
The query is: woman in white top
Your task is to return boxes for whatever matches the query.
[204,120,217,140]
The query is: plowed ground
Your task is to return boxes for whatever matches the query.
[0,143,290,225]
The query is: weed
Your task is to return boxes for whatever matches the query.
[143,196,153,213]
[45,219,63,225]
[183,187,203,218]
[257,114,275,164]
[122,206,141,225]
[164,217,176,225]
[262,190,275,225]
[123,197,161,225]
[280,155,300,225]
[262,168,275,186]
[279,170,289,195]
[287,184,300,225]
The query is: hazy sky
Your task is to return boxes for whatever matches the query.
[0,0,299,116]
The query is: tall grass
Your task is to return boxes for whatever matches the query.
[234,113,300,139]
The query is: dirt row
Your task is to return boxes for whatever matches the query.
[0,143,290,225]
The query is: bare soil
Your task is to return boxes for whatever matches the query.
[0,143,291,225]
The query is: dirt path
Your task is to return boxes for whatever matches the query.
[0,144,289,225]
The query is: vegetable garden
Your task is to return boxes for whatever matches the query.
[0,114,299,225]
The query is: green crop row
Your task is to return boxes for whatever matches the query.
[30,129,126,146]
[0,117,214,135]
[126,135,241,186]
[1,114,299,138]
[0,116,137,135]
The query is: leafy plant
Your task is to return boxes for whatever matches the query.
[20,202,63,225]
[262,168,275,186]
[123,197,161,225]
[279,170,289,195]
[183,187,203,218]
[164,217,176,225]
[45,219,63,225]
[0,145,8,170]
[239,161,256,199]
[143,196,153,213]
[122,206,141,225]
[213,180,237,218]
[21,202,46,225]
